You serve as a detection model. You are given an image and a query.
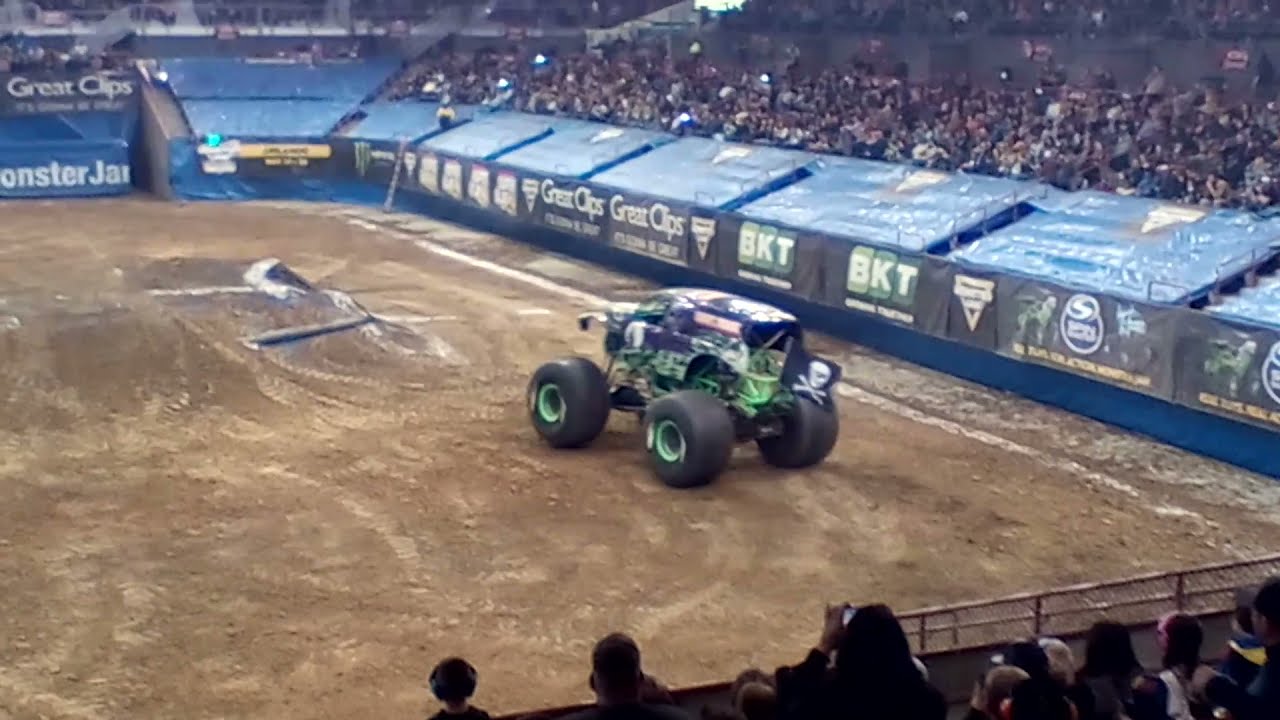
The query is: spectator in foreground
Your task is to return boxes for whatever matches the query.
[561,633,692,720]
[775,603,945,720]
[1130,614,1210,720]
[1191,576,1280,720]
[966,664,1031,720]
[1042,637,1097,720]
[428,657,491,720]
[1220,586,1266,689]
[1079,621,1144,720]
[1006,674,1079,720]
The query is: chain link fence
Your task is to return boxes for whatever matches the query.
[898,554,1280,653]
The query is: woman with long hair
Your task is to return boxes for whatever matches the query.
[1079,621,1144,720]
[1129,614,1213,720]
[775,603,944,720]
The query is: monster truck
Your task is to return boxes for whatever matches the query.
[527,288,842,489]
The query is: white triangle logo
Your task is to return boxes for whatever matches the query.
[690,217,716,260]
[953,275,995,331]
[521,178,539,212]
[1140,205,1205,234]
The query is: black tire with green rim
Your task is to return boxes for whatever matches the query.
[528,357,611,449]
[643,390,735,489]
[757,397,839,469]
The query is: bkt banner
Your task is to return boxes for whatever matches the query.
[0,70,140,117]
[0,141,132,198]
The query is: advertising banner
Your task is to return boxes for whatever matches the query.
[601,189,691,266]
[517,172,609,240]
[198,139,337,179]
[0,140,132,198]
[718,216,823,300]
[0,70,140,117]
[340,138,411,187]
[919,261,1002,350]
[995,278,1176,398]
[1174,314,1280,431]
[820,238,922,325]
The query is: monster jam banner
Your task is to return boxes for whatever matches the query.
[911,260,1001,350]
[995,278,1176,398]
[198,139,337,179]
[0,70,139,117]
[1174,314,1280,432]
[0,140,131,198]
[715,215,823,300]
[818,238,923,326]
[599,189,693,267]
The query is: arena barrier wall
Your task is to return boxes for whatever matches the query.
[161,131,1280,479]
[0,69,142,199]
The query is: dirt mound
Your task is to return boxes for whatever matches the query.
[131,257,255,290]
[262,318,468,388]
[0,304,266,432]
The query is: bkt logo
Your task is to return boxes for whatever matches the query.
[6,74,135,100]
[541,180,604,220]
[1059,294,1105,355]
[1263,340,1280,406]
[609,195,685,240]
[738,222,795,277]
[847,245,919,307]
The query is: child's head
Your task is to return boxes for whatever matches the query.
[430,657,478,710]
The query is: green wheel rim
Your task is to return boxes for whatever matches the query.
[653,419,685,463]
[536,384,564,424]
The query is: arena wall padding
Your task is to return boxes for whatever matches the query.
[0,139,132,198]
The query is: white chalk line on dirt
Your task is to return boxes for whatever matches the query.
[341,215,1203,521]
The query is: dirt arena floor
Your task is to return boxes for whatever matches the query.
[3,198,1280,720]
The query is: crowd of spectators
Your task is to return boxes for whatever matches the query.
[718,0,1280,39]
[391,44,1280,209]
[431,578,1278,720]
[0,33,129,72]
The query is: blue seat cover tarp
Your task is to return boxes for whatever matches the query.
[183,99,354,138]
[161,58,398,102]
[950,191,1280,303]
[496,119,671,179]
[589,138,815,208]
[1209,276,1280,330]
[418,111,569,160]
[737,158,1048,253]
[348,102,477,141]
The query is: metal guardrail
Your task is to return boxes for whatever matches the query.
[897,553,1280,654]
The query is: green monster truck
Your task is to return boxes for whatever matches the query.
[527,288,843,489]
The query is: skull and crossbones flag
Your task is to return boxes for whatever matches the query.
[781,347,842,411]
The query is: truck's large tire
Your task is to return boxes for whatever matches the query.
[643,390,735,489]
[528,357,611,449]
[757,398,839,469]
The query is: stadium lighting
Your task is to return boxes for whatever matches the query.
[759,73,771,84]
[533,54,548,66]
[497,78,511,90]
[156,71,169,84]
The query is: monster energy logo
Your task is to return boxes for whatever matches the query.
[352,141,396,178]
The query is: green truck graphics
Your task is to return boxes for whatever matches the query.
[844,245,920,324]
[736,222,797,290]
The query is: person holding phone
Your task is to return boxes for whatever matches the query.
[774,603,945,720]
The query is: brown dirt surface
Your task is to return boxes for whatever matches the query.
[2,198,1279,720]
